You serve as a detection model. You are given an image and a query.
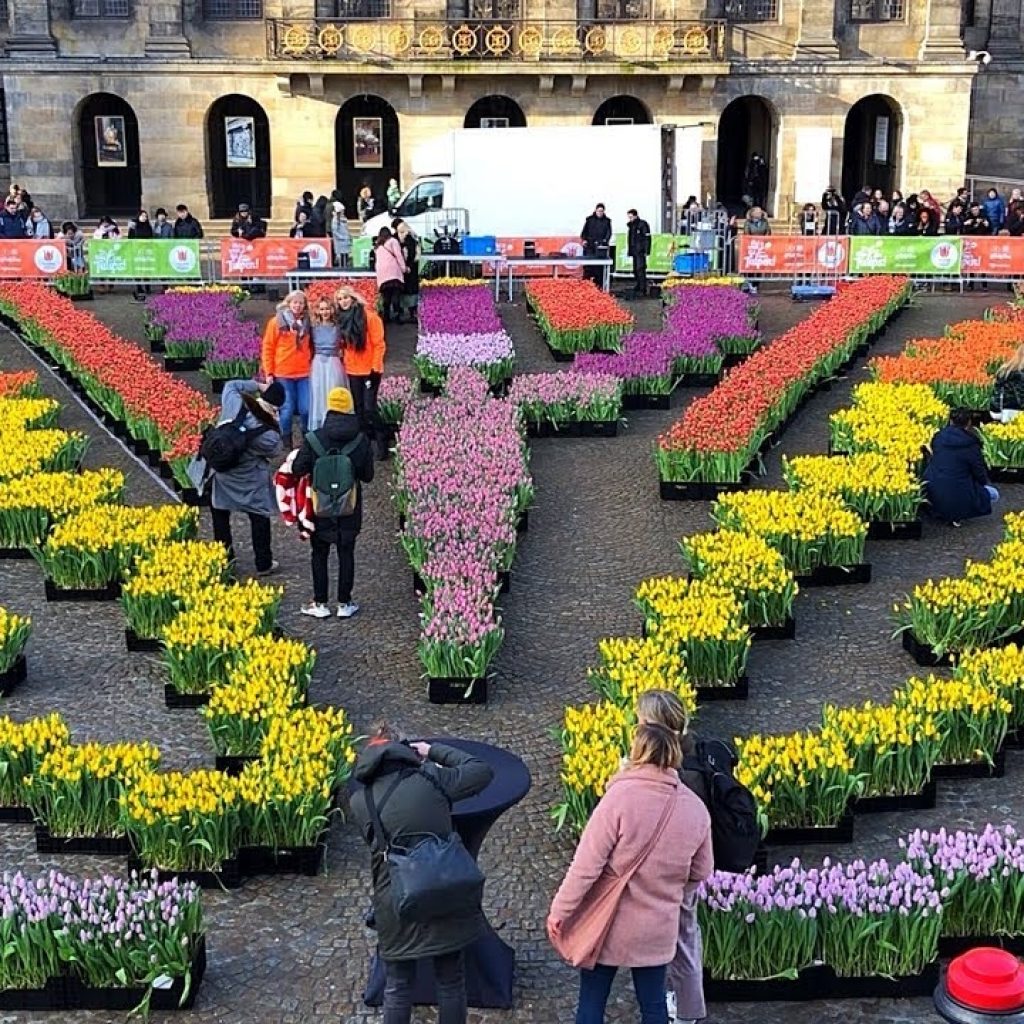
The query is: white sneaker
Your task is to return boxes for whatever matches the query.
[337,602,360,619]
[300,602,331,619]
[665,992,677,1020]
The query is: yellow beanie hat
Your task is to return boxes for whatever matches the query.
[327,387,354,414]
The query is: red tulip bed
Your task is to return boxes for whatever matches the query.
[524,279,634,358]
[0,284,215,497]
[654,276,912,498]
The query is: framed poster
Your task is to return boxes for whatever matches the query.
[873,116,889,164]
[225,116,256,169]
[353,116,383,169]
[94,115,127,167]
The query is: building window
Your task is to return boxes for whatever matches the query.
[850,0,904,20]
[0,0,8,26]
[73,0,131,17]
[595,0,649,17]
[314,0,390,16]
[724,0,777,20]
[0,92,9,165]
[203,0,261,17]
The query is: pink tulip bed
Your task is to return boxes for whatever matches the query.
[508,372,623,434]
[575,286,759,403]
[393,368,532,697]
[414,284,515,389]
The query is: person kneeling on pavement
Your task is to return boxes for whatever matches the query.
[292,386,374,620]
[923,408,999,526]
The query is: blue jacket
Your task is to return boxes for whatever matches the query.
[982,196,1005,232]
[0,211,26,239]
[923,425,992,522]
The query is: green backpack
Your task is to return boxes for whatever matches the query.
[306,433,361,517]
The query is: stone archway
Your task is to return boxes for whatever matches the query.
[464,95,527,129]
[716,95,777,216]
[335,95,401,216]
[841,94,903,203]
[205,95,272,220]
[76,92,142,218]
[592,95,652,126]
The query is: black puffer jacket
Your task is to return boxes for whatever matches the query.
[350,741,494,961]
[291,410,374,537]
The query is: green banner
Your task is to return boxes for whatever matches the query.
[848,236,962,276]
[86,239,202,280]
[351,236,373,269]
[613,233,694,274]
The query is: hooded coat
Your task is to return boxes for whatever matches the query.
[209,380,283,517]
[290,410,374,536]
[923,424,993,522]
[350,740,494,961]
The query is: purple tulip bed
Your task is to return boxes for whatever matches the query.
[575,286,760,403]
[145,293,260,386]
[414,284,515,390]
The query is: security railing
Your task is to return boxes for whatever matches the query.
[266,17,726,61]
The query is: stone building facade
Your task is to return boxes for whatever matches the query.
[0,0,995,224]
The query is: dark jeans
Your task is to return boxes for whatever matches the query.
[632,253,648,294]
[210,507,273,572]
[381,280,404,321]
[349,372,381,449]
[311,528,356,604]
[383,950,466,1024]
[576,963,668,1024]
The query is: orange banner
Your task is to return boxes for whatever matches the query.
[737,235,849,275]
[487,236,584,277]
[219,238,333,279]
[961,236,1024,276]
[0,239,67,278]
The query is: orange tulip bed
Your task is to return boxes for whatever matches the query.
[654,276,912,486]
[304,276,379,309]
[0,284,215,492]
[524,279,634,356]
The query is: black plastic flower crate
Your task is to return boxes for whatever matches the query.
[853,779,937,815]
[751,617,796,641]
[164,685,211,708]
[763,810,855,847]
[427,676,487,705]
[35,824,131,856]
[127,856,243,890]
[795,563,872,587]
[932,746,1006,780]
[0,654,27,696]
[239,835,326,877]
[125,628,162,653]
[867,518,923,540]
[659,479,747,502]
[44,580,121,602]
[163,356,205,372]
[901,630,955,668]
[215,754,258,776]
[694,676,749,702]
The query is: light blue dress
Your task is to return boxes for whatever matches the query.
[307,323,348,431]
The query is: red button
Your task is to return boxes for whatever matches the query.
[948,948,1024,1012]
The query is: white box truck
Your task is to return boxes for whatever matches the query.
[363,123,703,242]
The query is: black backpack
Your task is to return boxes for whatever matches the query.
[680,737,761,873]
[200,404,269,473]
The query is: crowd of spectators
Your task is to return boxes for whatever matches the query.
[791,183,1024,238]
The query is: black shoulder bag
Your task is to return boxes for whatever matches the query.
[364,767,485,924]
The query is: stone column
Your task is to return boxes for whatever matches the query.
[145,0,192,55]
[986,0,1023,55]
[920,0,967,59]
[6,0,57,56]
[795,0,840,58]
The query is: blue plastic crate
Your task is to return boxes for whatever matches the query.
[462,235,498,256]
[673,252,710,274]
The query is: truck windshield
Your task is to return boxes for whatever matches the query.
[397,181,445,217]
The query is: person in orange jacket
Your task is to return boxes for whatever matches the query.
[335,285,388,460]
[261,290,313,444]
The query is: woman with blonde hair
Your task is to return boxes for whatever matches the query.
[637,690,706,1024]
[547,721,712,1024]
[306,296,348,431]
[336,284,388,460]
[993,344,1024,423]
[261,289,312,443]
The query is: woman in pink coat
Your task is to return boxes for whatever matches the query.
[547,723,713,1024]
[373,225,407,324]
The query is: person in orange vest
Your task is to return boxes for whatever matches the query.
[261,290,313,445]
[335,285,388,460]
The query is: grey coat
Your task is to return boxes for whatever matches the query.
[209,380,282,517]
[350,741,494,961]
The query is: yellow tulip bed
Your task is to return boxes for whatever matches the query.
[0,381,357,876]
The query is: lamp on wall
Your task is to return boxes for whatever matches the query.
[968,49,992,65]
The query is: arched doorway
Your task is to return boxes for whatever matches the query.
[464,95,526,129]
[715,95,776,215]
[206,95,272,219]
[593,95,652,126]
[335,96,400,216]
[842,95,902,204]
[76,93,142,219]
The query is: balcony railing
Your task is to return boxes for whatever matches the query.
[266,17,726,62]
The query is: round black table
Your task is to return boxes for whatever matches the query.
[361,737,532,1010]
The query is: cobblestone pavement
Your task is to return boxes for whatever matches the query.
[0,284,1016,1024]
